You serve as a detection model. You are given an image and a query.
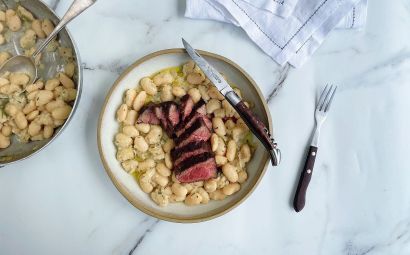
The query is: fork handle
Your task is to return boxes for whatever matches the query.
[293,146,318,212]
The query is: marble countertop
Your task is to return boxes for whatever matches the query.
[1,0,410,254]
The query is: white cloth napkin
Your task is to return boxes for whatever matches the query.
[185,0,368,67]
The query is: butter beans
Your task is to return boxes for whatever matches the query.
[115,133,132,148]
[51,105,72,120]
[145,125,162,144]
[0,133,10,148]
[204,179,217,193]
[125,89,137,107]
[153,72,173,86]
[206,99,221,114]
[185,193,202,206]
[116,104,128,122]
[160,85,174,102]
[172,86,186,97]
[239,144,251,163]
[210,133,218,152]
[123,110,137,126]
[187,88,201,103]
[133,136,148,152]
[41,19,54,36]
[209,190,226,201]
[222,163,238,183]
[212,117,226,137]
[238,171,248,184]
[226,140,237,162]
[132,91,146,112]
[162,139,174,153]
[6,10,21,31]
[140,77,157,96]
[156,162,171,177]
[35,90,54,106]
[15,111,28,129]
[122,125,139,137]
[222,183,240,196]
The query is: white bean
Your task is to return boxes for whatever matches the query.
[204,179,217,193]
[156,163,171,177]
[187,72,205,85]
[43,125,54,139]
[206,99,221,114]
[212,117,226,137]
[116,147,134,162]
[121,160,138,173]
[226,140,237,162]
[153,174,169,187]
[208,86,224,100]
[15,111,28,129]
[140,77,157,96]
[135,123,150,133]
[171,183,188,197]
[26,110,39,121]
[32,19,46,38]
[222,183,240,196]
[122,125,139,137]
[222,163,238,183]
[145,125,162,144]
[116,104,128,122]
[132,91,146,112]
[198,85,210,101]
[215,137,226,156]
[172,86,186,98]
[0,133,10,148]
[210,133,219,152]
[153,72,173,86]
[115,133,132,148]
[187,88,201,103]
[139,179,153,193]
[160,85,174,102]
[209,190,226,200]
[239,144,252,163]
[28,121,41,136]
[165,152,172,169]
[59,73,75,89]
[215,155,228,166]
[125,89,137,107]
[35,90,54,106]
[10,73,29,86]
[197,188,210,204]
[1,125,11,137]
[51,105,72,120]
[184,193,202,206]
[6,10,21,31]
[42,19,54,36]
[162,139,174,153]
[123,110,137,126]
[133,136,148,152]
[4,103,18,116]
[45,79,60,90]
[137,159,155,171]
[238,171,248,184]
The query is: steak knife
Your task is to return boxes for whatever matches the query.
[182,38,281,166]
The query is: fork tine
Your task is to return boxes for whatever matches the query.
[324,86,337,112]
[319,85,334,111]
[316,84,329,109]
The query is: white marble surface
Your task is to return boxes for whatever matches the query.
[1,0,410,254]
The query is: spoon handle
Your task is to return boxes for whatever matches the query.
[33,0,97,58]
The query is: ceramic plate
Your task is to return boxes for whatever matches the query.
[98,49,272,223]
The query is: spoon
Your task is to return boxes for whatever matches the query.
[0,0,96,84]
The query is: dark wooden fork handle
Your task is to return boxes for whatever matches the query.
[293,146,318,212]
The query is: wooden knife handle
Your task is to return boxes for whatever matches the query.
[234,101,274,149]
[293,146,318,212]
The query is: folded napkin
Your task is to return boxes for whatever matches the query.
[185,0,368,67]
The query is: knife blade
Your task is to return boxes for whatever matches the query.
[182,38,281,166]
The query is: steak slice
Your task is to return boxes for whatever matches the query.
[175,99,211,137]
[171,141,212,167]
[154,103,173,136]
[175,118,212,149]
[179,95,194,121]
[174,152,217,183]
[166,102,180,127]
[137,104,160,125]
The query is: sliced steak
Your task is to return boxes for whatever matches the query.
[154,103,173,136]
[175,99,210,137]
[174,152,217,183]
[137,104,160,125]
[166,102,180,127]
[175,118,212,149]
[179,95,194,121]
[171,141,212,167]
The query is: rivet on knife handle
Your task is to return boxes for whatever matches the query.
[226,91,280,166]
[293,146,318,212]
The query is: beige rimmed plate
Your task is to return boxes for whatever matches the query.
[98,49,272,223]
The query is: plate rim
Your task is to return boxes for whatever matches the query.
[97,48,272,223]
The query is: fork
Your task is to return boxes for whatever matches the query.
[293,84,337,212]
